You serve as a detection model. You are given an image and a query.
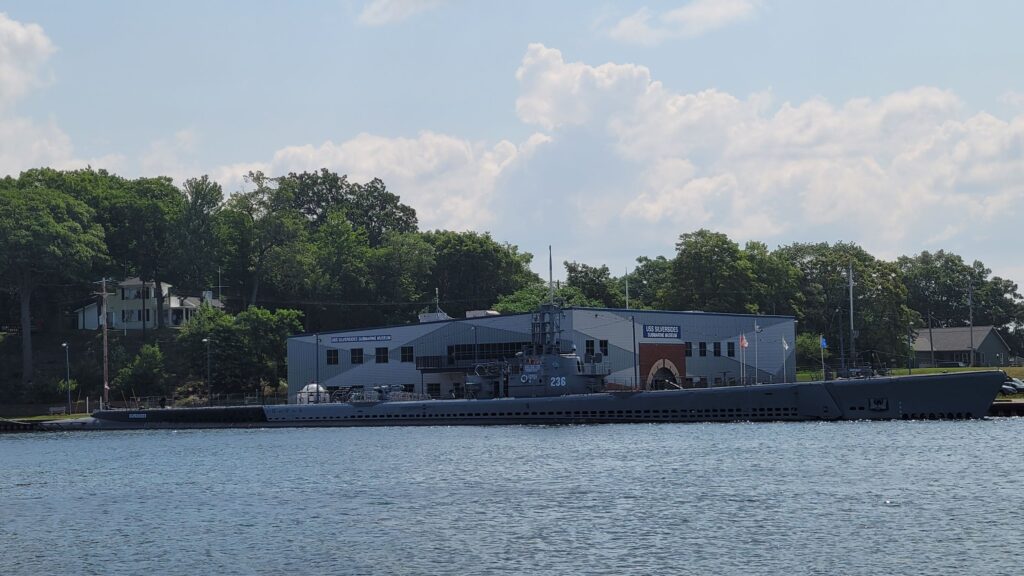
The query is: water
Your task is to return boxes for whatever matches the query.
[3,419,1023,575]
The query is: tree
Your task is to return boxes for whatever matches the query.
[743,241,803,317]
[125,176,187,329]
[492,283,602,314]
[796,332,829,371]
[234,307,304,398]
[663,230,752,313]
[422,231,538,318]
[629,256,672,309]
[777,241,914,368]
[177,175,224,292]
[0,184,106,385]
[112,344,167,398]
[347,178,418,247]
[367,231,435,325]
[220,171,307,306]
[564,261,624,308]
[898,250,1024,329]
[177,305,302,399]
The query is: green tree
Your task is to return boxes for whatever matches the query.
[126,176,187,329]
[177,175,224,292]
[777,241,914,368]
[492,283,602,314]
[220,171,307,306]
[564,261,624,308]
[0,184,106,385]
[347,178,418,247]
[629,255,672,309]
[422,231,538,318]
[743,241,803,317]
[112,344,168,398]
[235,307,304,398]
[367,231,435,325]
[796,332,829,371]
[663,230,752,313]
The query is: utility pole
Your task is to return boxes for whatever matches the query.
[94,278,112,408]
[848,262,856,367]
[928,310,935,367]
[968,281,975,366]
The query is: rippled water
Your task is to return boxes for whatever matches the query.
[3,419,1023,575]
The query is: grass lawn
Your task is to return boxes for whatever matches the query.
[10,413,91,422]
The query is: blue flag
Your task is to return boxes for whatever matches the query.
[820,336,827,349]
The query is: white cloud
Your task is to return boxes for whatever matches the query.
[213,131,551,230]
[0,13,120,175]
[356,0,446,26]
[514,44,1024,270]
[610,0,760,45]
[0,12,55,109]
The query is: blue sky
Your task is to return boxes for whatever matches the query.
[2,0,1023,284]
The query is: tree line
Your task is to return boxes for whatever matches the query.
[496,230,1023,369]
[1,167,1021,403]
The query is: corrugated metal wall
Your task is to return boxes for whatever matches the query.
[287,308,796,401]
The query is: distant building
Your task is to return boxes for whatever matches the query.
[912,325,1014,367]
[287,306,797,403]
[73,277,224,331]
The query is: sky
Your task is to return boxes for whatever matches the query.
[2,0,1023,284]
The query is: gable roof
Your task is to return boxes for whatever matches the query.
[912,325,1012,353]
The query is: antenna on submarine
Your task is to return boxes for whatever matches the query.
[548,245,554,303]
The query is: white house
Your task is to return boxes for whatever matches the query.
[74,277,224,331]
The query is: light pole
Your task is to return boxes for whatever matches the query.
[472,326,478,365]
[202,338,212,406]
[62,342,70,415]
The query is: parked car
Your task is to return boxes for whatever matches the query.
[1003,378,1024,393]
[1000,384,1018,396]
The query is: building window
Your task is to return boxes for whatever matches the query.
[585,340,595,357]
[427,382,441,398]
[727,341,735,357]
[326,349,338,365]
[401,346,414,363]
[713,342,721,357]
[145,309,150,322]
[351,348,363,364]
[376,347,389,363]
[599,339,609,356]
[699,342,707,357]
[685,342,692,357]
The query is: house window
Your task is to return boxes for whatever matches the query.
[376,347,389,363]
[585,340,595,357]
[713,342,721,357]
[326,349,338,365]
[351,348,363,364]
[727,342,735,357]
[427,382,441,398]
[401,346,414,363]
[699,342,707,357]
[145,309,150,322]
[599,339,609,356]
[685,342,692,357]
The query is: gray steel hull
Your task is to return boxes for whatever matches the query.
[44,371,1005,431]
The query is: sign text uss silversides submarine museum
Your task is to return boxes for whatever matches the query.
[643,325,680,339]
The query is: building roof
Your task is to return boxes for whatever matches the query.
[912,325,1009,352]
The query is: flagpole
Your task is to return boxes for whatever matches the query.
[782,338,789,383]
[820,334,825,381]
[753,321,759,385]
